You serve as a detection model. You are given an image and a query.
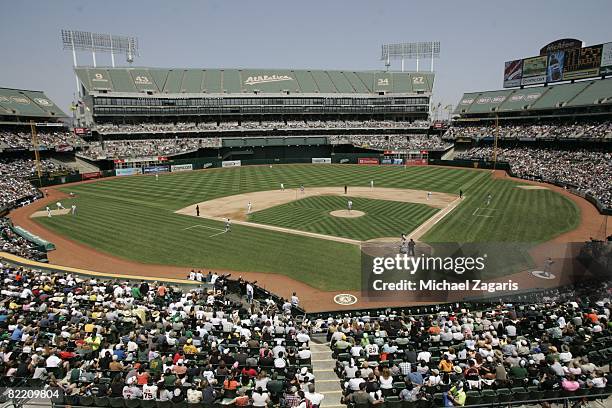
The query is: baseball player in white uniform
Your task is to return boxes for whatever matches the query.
[71,204,77,216]
[347,200,353,213]
[247,201,252,214]
[427,192,432,201]
[370,180,374,189]
[56,201,65,210]
[281,183,285,191]
[46,206,52,217]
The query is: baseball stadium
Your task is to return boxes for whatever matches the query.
[0,3,611,408]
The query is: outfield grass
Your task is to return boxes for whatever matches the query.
[32,165,580,290]
[249,195,438,241]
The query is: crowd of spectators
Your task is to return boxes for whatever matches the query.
[0,264,324,407]
[0,218,47,262]
[0,129,85,150]
[0,159,64,210]
[331,135,451,151]
[80,138,222,160]
[443,121,612,140]
[325,280,611,406]
[457,146,612,209]
[94,120,430,135]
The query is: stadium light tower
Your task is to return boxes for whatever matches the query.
[61,30,139,92]
[381,42,440,72]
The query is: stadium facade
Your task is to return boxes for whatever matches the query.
[74,67,434,124]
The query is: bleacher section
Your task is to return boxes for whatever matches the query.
[454,78,612,116]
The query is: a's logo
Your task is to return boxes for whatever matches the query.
[492,96,505,103]
[244,74,293,85]
[35,98,52,106]
[377,78,389,86]
[526,93,541,100]
[11,96,30,104]
[510,95,524,101]
[477,97,491,104]
[461,98,474,105]
[333,294,358,306]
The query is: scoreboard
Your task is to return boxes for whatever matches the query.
[503,39,611,88]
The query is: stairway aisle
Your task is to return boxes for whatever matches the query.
[310,339,344,408]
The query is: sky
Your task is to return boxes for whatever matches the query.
[1,0,611,114]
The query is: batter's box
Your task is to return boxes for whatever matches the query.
[472,207,499,218]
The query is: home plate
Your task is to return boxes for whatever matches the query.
[30,209,71,218]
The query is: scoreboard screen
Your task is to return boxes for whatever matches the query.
[562,45,602,80]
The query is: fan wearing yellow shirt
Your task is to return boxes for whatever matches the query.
[183,339,198,355]
[84,330,102,351]
[443,382,466,406]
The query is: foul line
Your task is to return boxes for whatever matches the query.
[208,230,227,238]
[473,207,499,218]
[408,197,462,241]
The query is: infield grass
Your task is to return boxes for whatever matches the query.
[33,164,580,290]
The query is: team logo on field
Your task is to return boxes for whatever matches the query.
[333,293,358,305]
[244,74,293,85]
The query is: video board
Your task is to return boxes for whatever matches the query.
[503,39,609,87]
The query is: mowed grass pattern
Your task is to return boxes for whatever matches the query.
[250,195,438,241]
[33,165,580,291]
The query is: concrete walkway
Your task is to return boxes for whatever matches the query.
[310,338,344,408]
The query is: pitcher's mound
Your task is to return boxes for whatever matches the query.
[330,210,365,218]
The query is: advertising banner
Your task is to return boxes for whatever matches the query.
[503,60,523,88]
[521,56,547,85]
[563,45,602,80]
[600,42,612,75]
[115,168,142,177]
[382,158,404,165]
[222,160,241,168]
[81,171,101,180]
[358,158,379,165]
[171,164,193,172]
[143,166,170,174]
[546,51,565,83]
[311,157,332,164]
[406,159,428,166]
[73,127,90,135]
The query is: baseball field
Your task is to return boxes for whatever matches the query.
[31,164,580,291]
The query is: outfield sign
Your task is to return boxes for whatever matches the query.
[222,160,241,168]
[358,158,379,165]
[406,159,428,166]
[143,166,170,174]
[171,164,193,172]
[381,158,404,165]
[81,171,101,180]
[312,158,331,164]
[115,168,142,177]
